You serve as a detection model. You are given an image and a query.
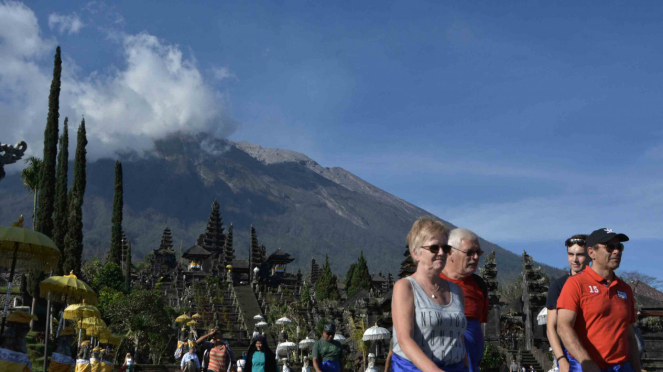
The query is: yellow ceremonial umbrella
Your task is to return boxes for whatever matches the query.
[175,314,191,323]
[64,301,101,320]
[82,317,107,329]
[0,215,61,335]
[40,271,98,305]
[192,313,202,320]
[100,333,121,345]
[186,320,198,327]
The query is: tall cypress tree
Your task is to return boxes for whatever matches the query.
[315,255,340,301]
[109,161,123,265]
[345,263,357,290]
[348,251,372,297]
[125,240,132,293]
[53,118,69,275]
[63,119,87,275]
[37,46,62,238]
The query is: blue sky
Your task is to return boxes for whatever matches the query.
[2,1,662,281]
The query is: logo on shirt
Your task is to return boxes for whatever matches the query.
[617,291,628,300]
[588,285,600,294]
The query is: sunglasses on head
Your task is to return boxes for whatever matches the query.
[567,238,586,247]
[420,244,452,255]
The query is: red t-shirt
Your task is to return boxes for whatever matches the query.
[440,272,488,323]
[557,267,636,370]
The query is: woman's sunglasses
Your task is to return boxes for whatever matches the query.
[420,244,452,255]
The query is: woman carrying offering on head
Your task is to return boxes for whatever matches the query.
[244,335,277,372]
[391,216,468,372]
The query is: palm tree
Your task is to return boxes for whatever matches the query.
[20,156,43,330]
[20,156,43,230]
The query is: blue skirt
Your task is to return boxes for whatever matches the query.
[392,353,468,372]
[320,360,341,372]
[465,320,484,372]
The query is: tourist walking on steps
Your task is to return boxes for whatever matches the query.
[312,323,344,372]
[545,234,589,372]
[182,347,201,372]
[440,228,488,372]
[510,360,518,372]
[557,228,641,372]
[391,216,468,372]
[196,330,237,372]
[244,336,277,372]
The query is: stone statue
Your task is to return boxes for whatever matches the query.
[0,310,34,353]
[0,141,27,180]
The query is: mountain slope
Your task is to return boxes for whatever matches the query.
[0,134,564,282]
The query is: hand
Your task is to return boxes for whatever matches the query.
[579,360,600,372]
[208,329,216,336]
[558,358,569,372]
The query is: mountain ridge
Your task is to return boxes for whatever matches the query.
[0,133,564,283]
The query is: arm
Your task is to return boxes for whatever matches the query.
[392,279,442,372]
[383,351,393,372]
[546,309,569,372]
[226,342,237,372]
[196,330,214,345]
[557,309,599,372]
[181,354,186,369]
[628,325,642,372]
[312,357,323,372]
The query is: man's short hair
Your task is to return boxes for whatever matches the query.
[407,216,448,259]
[448,228,479,252]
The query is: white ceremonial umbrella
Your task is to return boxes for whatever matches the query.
[333,334,347,344]
[537,307,548,325]
[276,317,292,325]
[363,325,391,356]
[254,314,264,321]
[298,337,315,349]
[256,321,269,328]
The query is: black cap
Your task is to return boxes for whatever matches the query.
[323,323,336,334]
[586,228,629,247]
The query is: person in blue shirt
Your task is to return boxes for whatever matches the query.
[182,347,201,372]
[244,335,277,372]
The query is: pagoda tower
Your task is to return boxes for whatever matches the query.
[223,224,235,267]
[152,227,177,275]
[248,225,263,281]
[198,200,226,257]
[310,257,320,284]
[398,245,416,278]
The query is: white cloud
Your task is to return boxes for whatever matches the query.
[212,66,237,81]
[0,2,236,162]
[48,12,84,34]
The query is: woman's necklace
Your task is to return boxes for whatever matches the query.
[422,280,441,299]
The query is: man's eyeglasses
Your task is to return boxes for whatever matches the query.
[567,238,586,247]
[420,244,452,255]
[602,242,624,253]
[452,246,484,258]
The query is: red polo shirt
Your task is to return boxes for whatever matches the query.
[440,273,488,322]
[557,267,636,370]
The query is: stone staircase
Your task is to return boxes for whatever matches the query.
[233,283,277,350]
[507,350,544,372]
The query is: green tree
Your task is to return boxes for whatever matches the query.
[300,282,311,304]
[63,118,87,275]
[345,263,357,289]
[20,156,44,330]
[125,240,132,293]
[20,156,43,229]
[53,118,69,274]
[92,262,126,293]
[36,46,62,239]
[315,255,340,301]
[109,161,123,265]
[105,290,174,363]
[348,251,372,297]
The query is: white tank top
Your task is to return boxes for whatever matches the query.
[392,276,467,365]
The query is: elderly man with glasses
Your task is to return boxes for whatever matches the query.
[557,228,641,372]
[440,228,488,372]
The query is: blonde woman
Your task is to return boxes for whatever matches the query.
[391,217,467,372]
